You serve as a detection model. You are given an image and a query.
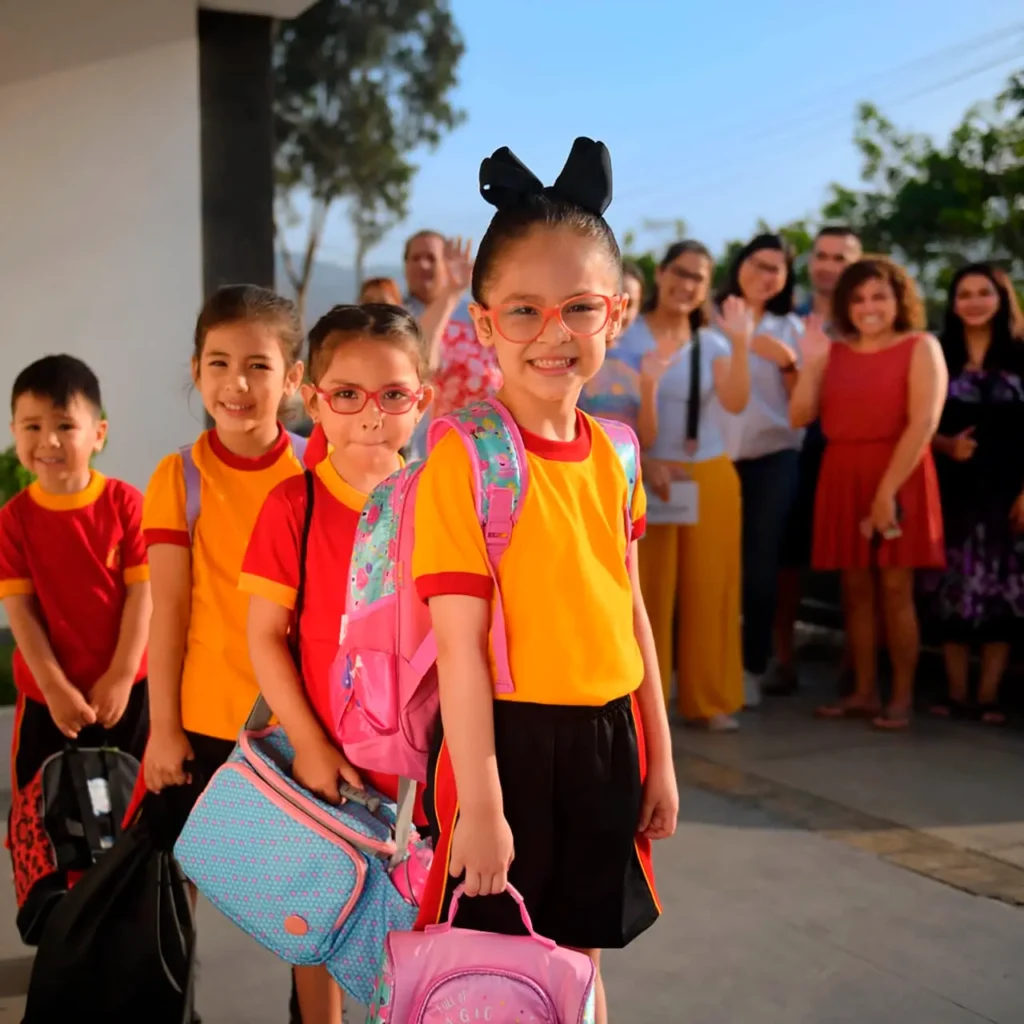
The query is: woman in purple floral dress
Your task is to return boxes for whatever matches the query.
[929,264,1024,724]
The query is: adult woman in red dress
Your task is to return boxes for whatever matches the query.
[790,258,947,729]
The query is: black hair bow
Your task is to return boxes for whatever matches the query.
[479,137,613,217]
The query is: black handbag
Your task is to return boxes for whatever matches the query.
[22,788,197,1024]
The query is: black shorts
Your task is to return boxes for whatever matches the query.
[781,421,826,569]
[418,694,661,951]
[12,683,149,792]
[183,730,236,791]
[159,729,237,836]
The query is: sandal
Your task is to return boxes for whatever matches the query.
[872,707,911,731]
[978,702,1007,726]
[815,700,881,720]
[929,698,973,720]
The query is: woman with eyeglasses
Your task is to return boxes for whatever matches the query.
[712,234,805,709]
[613,241,751,730]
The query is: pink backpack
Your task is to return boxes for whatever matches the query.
[328,398,640,785]
[365,883,596,1023]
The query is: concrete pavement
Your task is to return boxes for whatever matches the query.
[2,781,1023,1023]
[679,640,1024,905]
[1,639,1023,1021]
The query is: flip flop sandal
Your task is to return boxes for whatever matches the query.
[872,708,911,731]
[929,699,973,720]
[978,702,1007,726]
[815,702,881,720]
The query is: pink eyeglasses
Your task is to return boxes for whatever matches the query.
[479,293,619,344]
[314,384,423,416]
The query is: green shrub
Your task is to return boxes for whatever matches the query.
[0,446,32,506]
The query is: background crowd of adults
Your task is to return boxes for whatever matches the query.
[291,223,1024,736]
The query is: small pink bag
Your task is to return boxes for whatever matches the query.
[365,884,596,1023]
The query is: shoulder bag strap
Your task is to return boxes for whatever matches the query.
[387,777,419,870]
[291,468,316,655]
[685,331,701,454]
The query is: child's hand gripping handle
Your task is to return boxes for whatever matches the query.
[338,781,382,814]
[428,883,556,948]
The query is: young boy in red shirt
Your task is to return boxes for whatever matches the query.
[0,355,150,808]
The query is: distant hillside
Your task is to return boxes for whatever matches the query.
[275,256,404,326]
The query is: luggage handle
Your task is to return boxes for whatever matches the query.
[430,883,556,950]
[62,745,108,863]
[338,782,381,815]
[240,707,418,865]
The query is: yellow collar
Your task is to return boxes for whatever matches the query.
[29,470,107,511]
[314,460,368,512]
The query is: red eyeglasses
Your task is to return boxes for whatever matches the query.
[314,384,423,416]
[480,293,619,344]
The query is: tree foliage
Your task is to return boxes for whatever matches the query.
[624,71,1024,313]
[822,70,1023,296]
[0,447,32,507]
[274,0,466,315]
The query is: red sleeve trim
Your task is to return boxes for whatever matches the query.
[631,514,647,541]
[144,527,191,548]
[416,572,493,602]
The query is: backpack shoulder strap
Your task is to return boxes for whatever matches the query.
[180,431,307,539]
[427,398,528,569]
[593,416,642,573]
[593,416,640,515]
[292,469,316,646]
[286,430,308,463]
[179,443,201,540]
[426,398,527,695]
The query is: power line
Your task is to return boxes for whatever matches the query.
[617,45,1023,213]
[303,21,1024,260]
[435,25,1024,236]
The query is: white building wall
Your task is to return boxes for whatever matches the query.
[0,37,205,490]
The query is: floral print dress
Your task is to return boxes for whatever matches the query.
[927,364,1024,642]
[432,312,502,419]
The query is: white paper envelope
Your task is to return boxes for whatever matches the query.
[670,481,699,525]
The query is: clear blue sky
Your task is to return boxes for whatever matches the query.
[296,0,1023,270]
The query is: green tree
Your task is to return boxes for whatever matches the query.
[822,70,1024,300]
[0,448,32,506]
[274,0,466,317]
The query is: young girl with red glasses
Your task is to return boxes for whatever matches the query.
[240,303,432,1024]
[411,139,678,1024]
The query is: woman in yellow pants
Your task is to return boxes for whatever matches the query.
[616,240,752,729]
[640,456,744,725]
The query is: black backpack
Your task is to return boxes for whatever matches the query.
[22,788,197,1024]
[10,744,139,945]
